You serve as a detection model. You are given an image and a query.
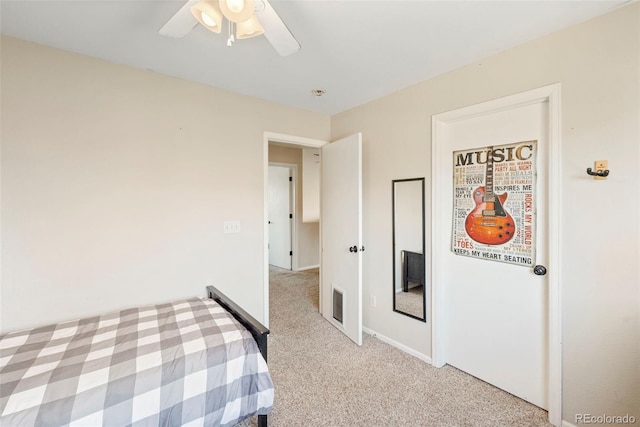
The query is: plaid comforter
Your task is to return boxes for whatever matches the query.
[0,297,274,426]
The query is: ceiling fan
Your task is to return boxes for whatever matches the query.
[159,0,300,56]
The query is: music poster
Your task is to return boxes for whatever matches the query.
[451,140,537,267]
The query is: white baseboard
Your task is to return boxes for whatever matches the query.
[562,421,576,427]
[296,264,319,271]
[363,326,432,364]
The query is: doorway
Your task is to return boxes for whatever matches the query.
[263,133,327,327]
[263,132,364,346]
[431,84,562,425]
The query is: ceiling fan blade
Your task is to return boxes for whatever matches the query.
[254,0,300,56]
[159,0,199,38]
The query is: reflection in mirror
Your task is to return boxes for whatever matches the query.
[392,178,426,321]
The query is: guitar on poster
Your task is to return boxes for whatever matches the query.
[452,141,537,267]
[464,147,515,245]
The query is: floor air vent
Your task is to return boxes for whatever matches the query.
[333,288,343,324]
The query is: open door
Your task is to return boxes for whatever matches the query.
[321,133,363,345]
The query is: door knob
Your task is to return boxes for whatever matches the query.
[349,246,358,253]
[533,265,547,276]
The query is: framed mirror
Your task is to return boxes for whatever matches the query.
[392,178,426,321]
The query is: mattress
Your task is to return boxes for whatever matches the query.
[0,297,274,426]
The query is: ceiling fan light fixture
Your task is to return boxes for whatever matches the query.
[236,15,264,39]
[191,0,223,33]
[226,0,244,13]
[219,0,254,23]
[160,0,300,56]
[201,13,216,27]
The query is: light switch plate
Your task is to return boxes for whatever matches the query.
[223,220,241,234]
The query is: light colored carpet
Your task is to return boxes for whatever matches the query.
[238,266,551,426]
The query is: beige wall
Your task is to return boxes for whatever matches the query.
[268,144,320,269]
[0,36,330,334]
[331,3,639,423]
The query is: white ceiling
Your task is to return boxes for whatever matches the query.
[0,0,632,115]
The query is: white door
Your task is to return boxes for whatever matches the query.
[321,133,363,345]
[268,165,291,269]
[439,102,550,409]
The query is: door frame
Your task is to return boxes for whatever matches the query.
[431,84,562,425]
[268,162,296,271]
[263,132,328,327]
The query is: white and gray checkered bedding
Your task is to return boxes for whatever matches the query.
[0,297,274,426]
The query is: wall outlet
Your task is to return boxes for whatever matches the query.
[223,220,241,234]
[594,160,608,180]
[370,295,377,307]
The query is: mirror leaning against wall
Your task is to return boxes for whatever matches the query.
[392,178,426,321]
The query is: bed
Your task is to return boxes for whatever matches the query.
[0,286,273,427]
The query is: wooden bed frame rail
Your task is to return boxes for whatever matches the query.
[206,286,270,427]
